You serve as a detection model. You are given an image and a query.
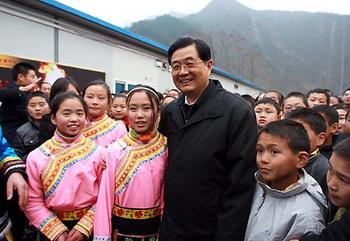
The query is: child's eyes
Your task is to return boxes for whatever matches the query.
[339,176,350,184]
[271,150,279,154]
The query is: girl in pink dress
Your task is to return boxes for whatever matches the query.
[82,80,127,147]
[93,85,168,241]
[25,92,105,241]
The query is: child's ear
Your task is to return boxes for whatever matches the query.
[296,151,309,169]
[51,114,56,126]
[317,132,326,147]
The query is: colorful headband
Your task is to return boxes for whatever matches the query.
[128,86,160,101]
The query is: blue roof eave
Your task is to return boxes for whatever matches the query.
[39,0,169,52]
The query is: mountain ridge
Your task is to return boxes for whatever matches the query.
[129,0,350,94]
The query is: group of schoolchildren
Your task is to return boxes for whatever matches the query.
[243,88,350,240]
[0,63,169,241]
[1,61,350,241]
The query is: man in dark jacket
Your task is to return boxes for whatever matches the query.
[0,62,39,145]
[159,37,258,241]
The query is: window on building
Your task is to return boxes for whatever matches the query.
[115,82,125,93]
[128,84,136,91]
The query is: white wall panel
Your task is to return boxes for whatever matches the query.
[58,30,112,84]
[0,11,54,61]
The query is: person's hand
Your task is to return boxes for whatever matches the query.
[55,231,68,241]
[66,229,85,241]
[6,172,28,211]
[19,77,41,92]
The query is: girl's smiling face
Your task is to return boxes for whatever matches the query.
[51,97,86,137]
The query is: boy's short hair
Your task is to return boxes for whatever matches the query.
[333,103,348,111]
[331,95,344,105]
[26,91,49,106]
[333,137,350,160]
[259,119,310,153]
[254,97,281,114]
[12,62,35,81]
[343,88,350,95]
[265,90,284,105]
[345,108,350,119]
[287,107,327,134]
[312,105,339,125]
[284,91,308,107]
[306,88,330,105]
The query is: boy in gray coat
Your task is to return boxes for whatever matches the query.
[245,119,327,241]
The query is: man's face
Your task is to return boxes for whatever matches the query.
[170,44,213,102]
[18,70,37,86]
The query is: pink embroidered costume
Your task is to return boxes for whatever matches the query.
[25,131,105,241]
[93,131,167,241]
[83,114,127,148]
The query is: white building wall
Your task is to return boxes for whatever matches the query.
[58,30,113,84]
[112,47,174,93]
[212,73,261,97]
[0,11,55,61]
[0,3,261,96]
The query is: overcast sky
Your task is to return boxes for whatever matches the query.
[56,0,350,27]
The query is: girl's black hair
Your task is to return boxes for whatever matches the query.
[50,92,88,117]
[112,93,127,102]
[50,77,81,103]
[126,85,161,128]
[82,79,111,104]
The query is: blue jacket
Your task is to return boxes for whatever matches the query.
[0,127,25,237]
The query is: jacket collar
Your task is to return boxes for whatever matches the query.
[172,79,224,129]
[255,169,308,198]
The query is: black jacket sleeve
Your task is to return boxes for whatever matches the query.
[300,210,350,241]
[214,99,258,241]
[0,84,21,101]
[12,131,27,162]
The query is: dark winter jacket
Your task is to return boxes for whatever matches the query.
[300,209,350,241]
[305,151,329,196]
[0,82,29,144]
[12,120,40,162]
[158,79,258,241]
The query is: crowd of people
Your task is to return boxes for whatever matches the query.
[0,36,349,241]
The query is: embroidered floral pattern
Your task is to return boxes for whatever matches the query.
[112,205,161,220]
[83,115,123,141]
[74,207,95,237]
[114,133,167,195]
[38,214,68,240]
[40,137,98,199]
[54,206,91,221]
